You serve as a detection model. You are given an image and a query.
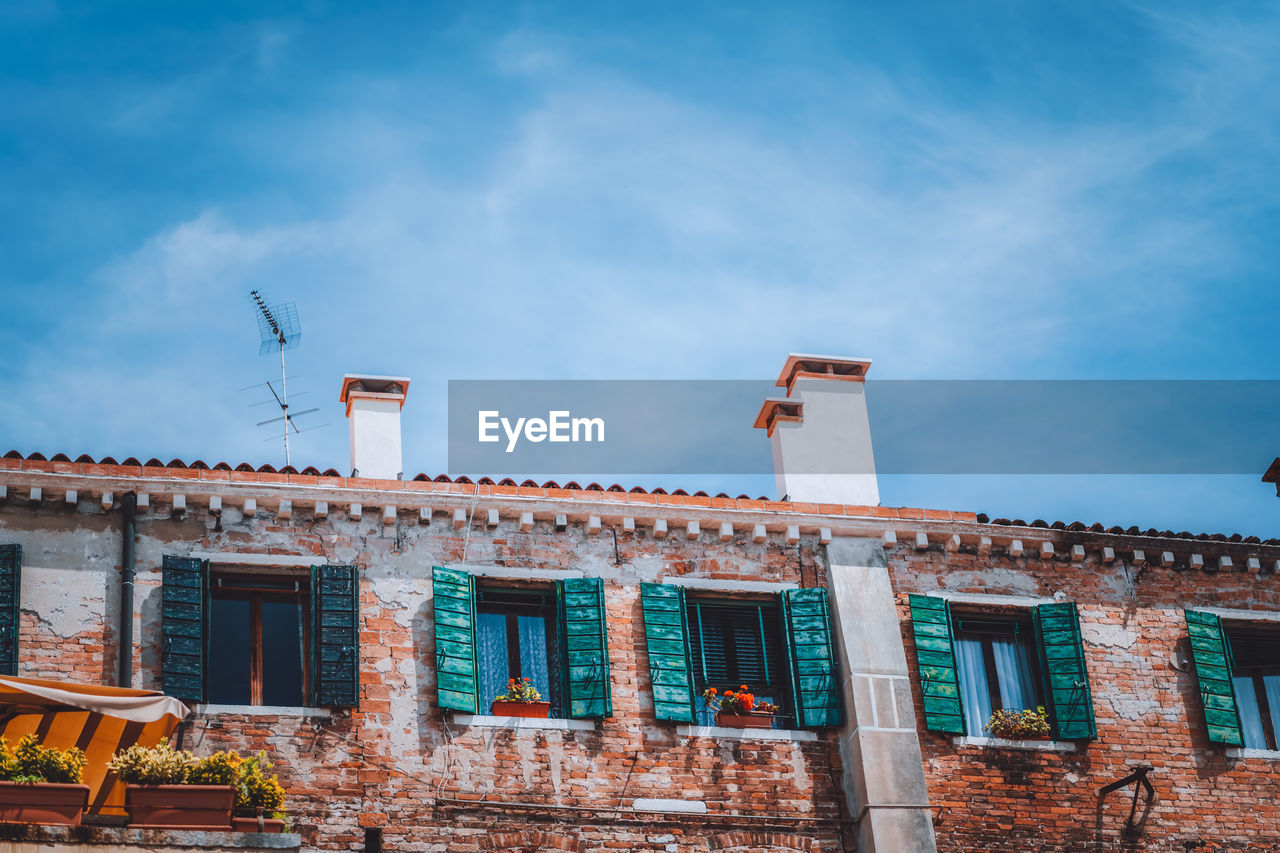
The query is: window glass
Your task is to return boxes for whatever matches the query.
[953,614,1043,737]
[208,576,308,706]
[1227,629,1280,750]
[686,599,790,728]
[476,589,561,716]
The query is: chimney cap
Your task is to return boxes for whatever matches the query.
[339,374,411,406]
[753,398,804,436]
[776,353,872,395]
[1264,457,1280,484]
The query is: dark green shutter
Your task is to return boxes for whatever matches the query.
[311,565,360,707]
[0,545,21,676]
[161,555,207,702]
[908,594,964,734]
[433,566,478,713]
[782,588,842,727]
[558,577,612,719]
[640,582,697,722]
[1032,602,1096,740]
[1184,609,1244,745]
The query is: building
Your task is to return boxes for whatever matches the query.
[1,354,1279,853]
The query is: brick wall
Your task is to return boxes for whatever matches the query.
[893,539,1280,853]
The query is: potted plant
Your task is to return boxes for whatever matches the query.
[703,685,778,729]
[0,735,89,826]
[231,752,288,834]
[109,743,234,829]
[985,706,1052,740]
[490,677,551,718]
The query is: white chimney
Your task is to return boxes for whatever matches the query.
[753,354,879,506]
[339,374,410,479]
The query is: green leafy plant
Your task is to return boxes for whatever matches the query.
[107,742,193,785]
[985,706,1051,740]
[234,753,286,819]
[701,685,779,716]
[495,677,543,703]
[0,735,86,784]
[188,751,241,786]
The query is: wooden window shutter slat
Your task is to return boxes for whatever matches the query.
[161,555,207,702]
[640,582,697,722]
[558,577,612,719]
[1032,602,1096,740]
[908,594,965,734]
[1184,609,1244,745]
[312,564,360,707]
[0,544,21,676]
[433,566,478,714]
[782,588,842,728]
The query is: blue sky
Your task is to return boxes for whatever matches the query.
[2,1,1279,535]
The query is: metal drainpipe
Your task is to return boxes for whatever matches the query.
[119,491,136,688]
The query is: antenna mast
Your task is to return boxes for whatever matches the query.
[250,290,313,467]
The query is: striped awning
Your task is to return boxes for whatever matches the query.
[0,676,188,815]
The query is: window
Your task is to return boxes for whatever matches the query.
[208,574,309,707]
[1226,629,1280,750]
[475,588,564,716]
[952,611,1045,737]
[160,556,360,708]
[686,598,792,728]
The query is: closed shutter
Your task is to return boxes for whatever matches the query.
[311,565,360,707]
[1032,602,1096,740]
[908,594,964,734]
[0,544,20,676]
[558,577,612,718]
[640,582,697,722]
[1184,609,1244,745]
[782,588,842,728]
[161,555,207,702]
[433,566,478,713]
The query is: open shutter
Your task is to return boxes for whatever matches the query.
[559,577,612,719]
[311,565,360,707]
[433,566,478,713]
[782,588,842,727]
[161,555,206,702]
[908,594,964,734]
[1184,609,1244,745]
[0,545,20,676]
[640,582,697,722]
[1033,602,1096,740]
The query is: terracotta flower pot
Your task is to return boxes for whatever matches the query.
[0,781,89,826]
[232,815,287,833]
[490,700,552,718]
[125,784,234,830]
[716,711,775,729]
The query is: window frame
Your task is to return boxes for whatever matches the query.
[207,571,312,708]
[1224,625,1280,751]
[951,607,1046,731]
[474,583,566,717]
[683,593,794,727]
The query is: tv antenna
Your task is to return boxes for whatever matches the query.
[250,290,320,467]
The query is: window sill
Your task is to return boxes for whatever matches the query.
[452,714,596,731]
[1226,747,1280,760]
[195,704,332,718]
[952,736,1075,752]
[676,724,818,742]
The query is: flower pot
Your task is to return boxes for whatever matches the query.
[490,700,552,718]
[0,781,89,826]
[125,784,234,830]
[232,815,287,833]
[715,711,775,729]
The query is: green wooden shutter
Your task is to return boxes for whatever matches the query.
[161,555,207,702]
[640,582,697,722]
[782,588,842,728]
[311,565,360,707]
[1032,602,1096,740]
[558,577,612,719]
[1184,609,1244,745]
[433,566,478,713]
[908,594,964,734]
[0,544,21,677]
